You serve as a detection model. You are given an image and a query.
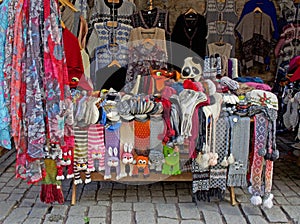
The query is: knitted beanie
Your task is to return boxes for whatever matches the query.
[171,82,184,94]
[161,86,177,100]
[150,114,166,151]
[183,79,198,91]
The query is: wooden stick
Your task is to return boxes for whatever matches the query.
[229,186,238,206]
[71,181,76,205]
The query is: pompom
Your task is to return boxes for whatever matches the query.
[263,194,274,209]
[258,148,267,156]
[221,157,229,167]
[250,195,262,206]
[228,153,235,164]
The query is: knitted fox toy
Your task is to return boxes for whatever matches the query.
[132,154,151,178]
[162,145,181,175]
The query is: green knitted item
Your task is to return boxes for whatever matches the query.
[162,145,181,175]
[40,159,64,204]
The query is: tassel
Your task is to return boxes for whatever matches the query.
[227,153,235,164]
[263,194,274,209]
[221,157,229,167]
[250,195,262,206]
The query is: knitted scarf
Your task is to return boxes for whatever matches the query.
[209,114,230,197]
[227,116,251,187]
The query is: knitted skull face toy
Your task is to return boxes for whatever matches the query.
[181,57,203,82]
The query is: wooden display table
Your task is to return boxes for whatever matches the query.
[71,172,237,206]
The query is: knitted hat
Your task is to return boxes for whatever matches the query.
[161,86,177,100]
[220,76,239,90]
[181,57,203,81]
[247,90,278,110]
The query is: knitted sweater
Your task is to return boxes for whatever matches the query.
[88,0,136,43]
[86,21,133,58]
[131,8,171,38]
[63,28,84,87]
[171,13,207,60]
[238,0,278,40]
[235,12,274,69]
[205,0,238,24]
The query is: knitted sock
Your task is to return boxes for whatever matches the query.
[230,58,239,79]
[150,114,166,151]
[88,124,105,171]
[134,118,150,151]
[250,113,268,198]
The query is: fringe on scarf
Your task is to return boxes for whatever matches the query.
[227,174,248,187]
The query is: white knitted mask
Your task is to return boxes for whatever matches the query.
[181,57,203,81]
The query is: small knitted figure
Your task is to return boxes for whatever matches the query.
[162,145,181,175]
[104,122,121,180]
[120,143,134,177]
[132,154,151,178]
[149,150,165,172]
[87,124,105,172]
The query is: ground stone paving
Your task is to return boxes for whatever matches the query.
[0,139,299,224]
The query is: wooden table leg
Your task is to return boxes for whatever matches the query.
[71,181,76,205]
[229,186,238,206]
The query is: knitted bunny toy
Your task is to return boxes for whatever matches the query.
[104,147,121,180]
[162,145,181,175]
[120,143,134,178]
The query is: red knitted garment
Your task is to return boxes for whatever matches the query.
[63,28,84,87]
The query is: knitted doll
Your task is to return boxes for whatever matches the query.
[104,122,121,180]
[149,149,165,172]
[56,136,75,180]
[40,159,64,204]
[87,124,105,172]
[162,145,181,175]
[132,154,151,178]
[74,127,91,185]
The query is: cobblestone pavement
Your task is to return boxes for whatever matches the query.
[0,134,299,224]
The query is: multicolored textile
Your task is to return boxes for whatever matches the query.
[0,0,12,150]
[44,0,69,145]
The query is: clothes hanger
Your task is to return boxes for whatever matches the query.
[61,20,66,29]
[143,38,155,46]
[108,57,121,68]
[59,0,79,12]
[253,6,263,13]
[215,37,225,46]
[184,7,198,15]
[107,21,118,27]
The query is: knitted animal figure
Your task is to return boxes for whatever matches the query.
[56,136,74,180]
[104,147,121,180]
[162,145,181,175]
[149,149,165,172]
[132,154,151,178]
[74,158,91,185]
[87,124,105,172]
[120,143,134,178]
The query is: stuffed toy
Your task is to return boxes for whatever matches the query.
[74,158,91,185]
[162,145,181,175]
[132,154,151,178]
[181,57,203,82]
[149,149,165,172]
[87,124,105,172]
[104,147,121,180]
[120,143,134,178]
[56,136,74,180]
